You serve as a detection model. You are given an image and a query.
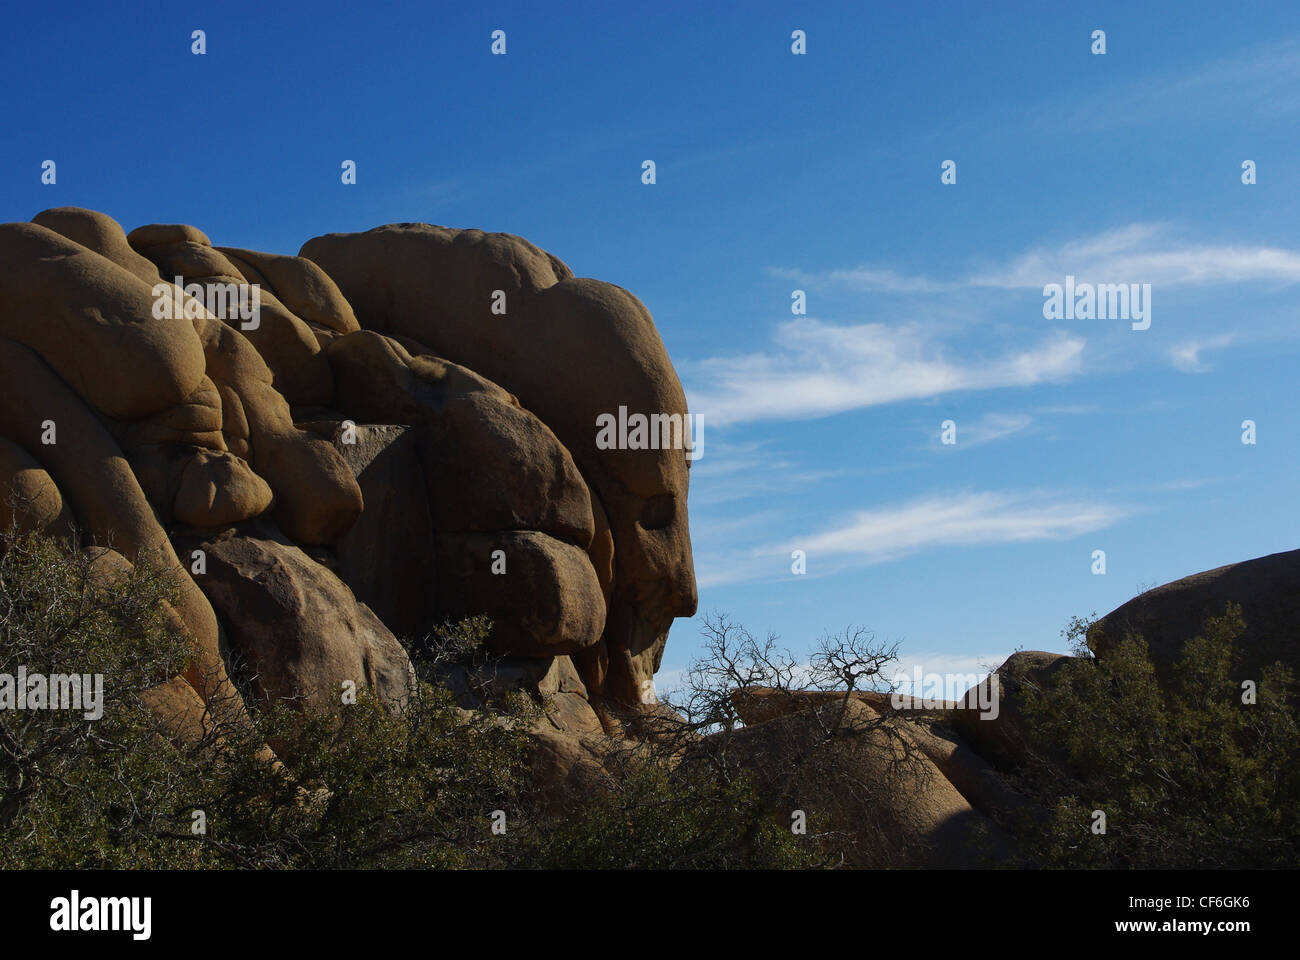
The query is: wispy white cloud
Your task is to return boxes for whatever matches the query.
[688,439,846,506]
[782,491,1128,563]
[685,319,1084,427]
[693,490,1129,588]
[1035,403,1101,416]
[769,265,948,294]
[972,224,1300,290]
[687,508,786,541]
[780,224,1300,298]
[705,225,1293,427]
[693,219,1300,428]
[1050,35,1300,134]
[1168,334,1235,373]
[1154,476,1219,492]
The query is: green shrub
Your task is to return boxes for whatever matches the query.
[514,751,819,869]
[0,528,535,869]
[0,530,835,870]
[1014,604,1300,868]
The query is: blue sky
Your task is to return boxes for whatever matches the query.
[4,2,1300,696]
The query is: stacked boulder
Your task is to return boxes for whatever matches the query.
[0,207,698,738]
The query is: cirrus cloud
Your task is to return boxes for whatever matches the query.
[685,318,1084,427]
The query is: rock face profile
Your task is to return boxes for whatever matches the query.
[0,207,698,733]
[302,225,698,707]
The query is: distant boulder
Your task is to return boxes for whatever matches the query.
[1089,549,1300,686]
[950,651,1073,769]
[722,698,1007,867]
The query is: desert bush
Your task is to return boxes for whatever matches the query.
[1014,604,1300,868]
[513,753,815,869]
[0,529,926,870]
[523,613,927,869]
[0,527,535,868]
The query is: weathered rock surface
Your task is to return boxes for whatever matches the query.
[525,728,613,814]
[330,423,434,640]
[217,246,359,337]
[32,207,160,285]
[729,684,1036,846]
[0,437,73,535]
[950,651,1072,769]
[0,336,228,707]
[1089,549,1300,686]
[326,330,594,545]
[723,698,1005,867]
[442,653,588,707]
[0,222,207,420]
[903,720,1041,827]
[435,531,606,657]
[185,531,415,711]
[190,313,361,544]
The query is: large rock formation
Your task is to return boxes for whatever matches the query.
[0,206,698,730]
[300,225,698,707]
[1089,549,1300,686]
